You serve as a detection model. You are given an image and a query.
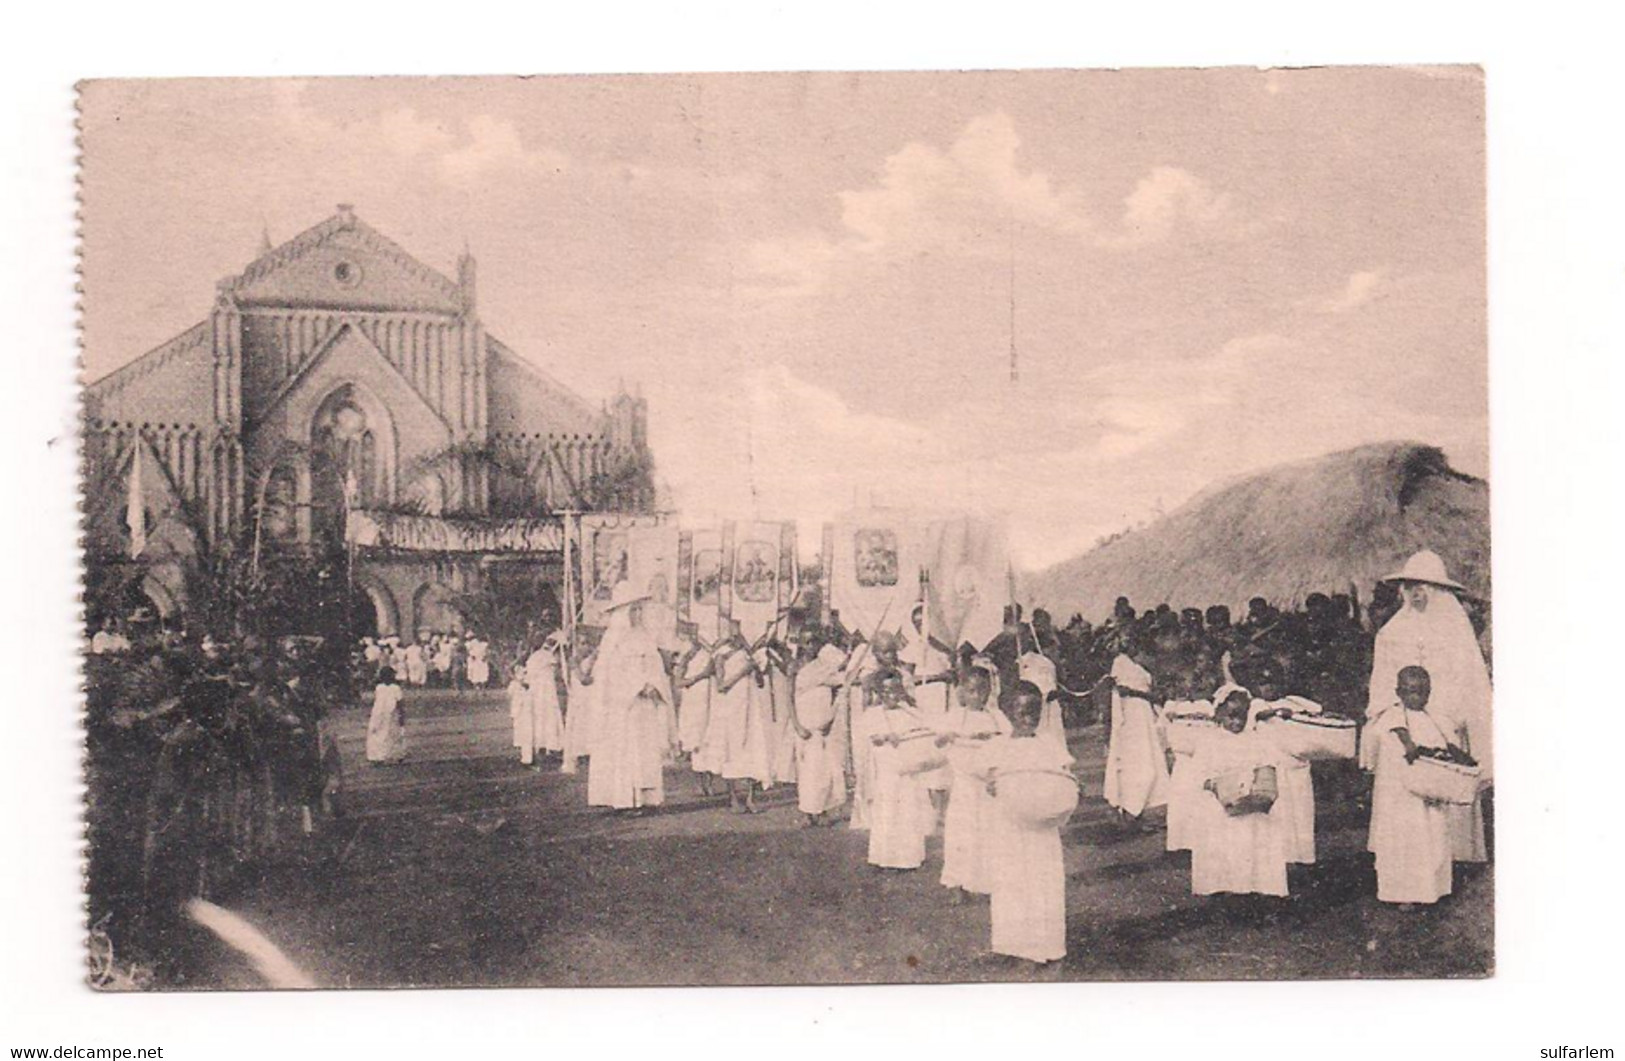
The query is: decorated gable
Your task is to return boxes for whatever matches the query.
[228,213,465,315]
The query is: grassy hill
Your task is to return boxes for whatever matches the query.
[1022,441,1489,622]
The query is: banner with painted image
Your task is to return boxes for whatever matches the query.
[576,512,665,629]
[919,514,1010,652]
[686,527,725,642]
[829,511,921,639]
[627,522,682,648]
[729,520,796,643]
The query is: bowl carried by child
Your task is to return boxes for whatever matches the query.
[1403,753,1482,805]
[994,768,1081,827]
[1264,713,1357,761]
[1212,764,1279,816]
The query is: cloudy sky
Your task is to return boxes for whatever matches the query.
[80,68,1485,569]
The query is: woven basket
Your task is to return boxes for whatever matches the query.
[1266,714,1357,761]
[1403,754,1482,805]
[1213,764,1278,816]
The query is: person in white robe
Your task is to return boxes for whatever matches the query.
[584,583,677,812]
[1161,694,1217,853]
[791,640,850,825]
[1104,649,1171,824]
[844,632,900,832]
[980,681,1073,964]
[863,669,935,870]
[1363,550,1491,864]
[525,633,567,756]
[1019,643,1067,752]
[1189,690,1291,898]
[365,668,408,763]
[902,606,957,804]
[1368,666,1456,906]
[508,662,535,765]
[939,663,1014,896]
[713,620,774,812]
[560,649,594,776]
[678,631,725,791]
[465,635,490,687]
[403,640,428,687]
[763,641,800,787]
[1246,672,1323,865]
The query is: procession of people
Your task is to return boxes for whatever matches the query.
[354,546,1493,968]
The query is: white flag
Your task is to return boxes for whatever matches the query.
[126,440,146,558]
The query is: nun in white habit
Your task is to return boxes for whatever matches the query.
[1363,550,1491,863]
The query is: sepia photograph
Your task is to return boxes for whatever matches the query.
[74,68,1492,991]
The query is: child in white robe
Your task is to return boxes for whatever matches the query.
[792,642,849,825]
[526,636,567,756]
[403,641,428,687]
[365,668,407,763]
[466,636,490,687]
[1104,651,1170,823]
[981,681,1073,964]
[940,663,1013,896]
[560,648,594,776]
[714,624,773,813]
[902,607,957,808]
[1161,695,1217,853]
[1246,677,1323,865]
[1189,689,1290,898]
[508,663,536,766]
[1368,666,1458,906]
[864,669,933,869]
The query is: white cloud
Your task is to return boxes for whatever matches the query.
[376,108,455,158]
[746,113,1246,303]
[1097,166,1244,249]
[439,115,569,186]
[1316,268,1388,313]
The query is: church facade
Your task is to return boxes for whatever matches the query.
[83,205,651,637]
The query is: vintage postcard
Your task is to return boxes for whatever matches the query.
[77,69,1489,990]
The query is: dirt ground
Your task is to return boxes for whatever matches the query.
[183,689,1492,988]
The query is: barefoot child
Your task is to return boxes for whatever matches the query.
[981,681,1074,964]
[508,661,536,766]
[939,662,1012,897]
[791,637,849,826]
[1368,665,1460,906]
[864,668,933,869]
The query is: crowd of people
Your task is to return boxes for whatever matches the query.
[362,548,1492,967]
[354,630,495,692]
[85,619,353,962]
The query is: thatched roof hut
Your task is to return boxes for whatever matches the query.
[1022,442,1489,622]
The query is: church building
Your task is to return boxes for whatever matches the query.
[83,205,652,638]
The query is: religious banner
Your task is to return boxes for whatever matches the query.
[918,514,1011,652]
[576,512,665,629]
[627,522,682,646]
[829,511,922,640]
[728,520,796,643]
[687,527,725,642]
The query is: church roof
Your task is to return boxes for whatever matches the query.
[223,205,467,313]
[86,207,623,443]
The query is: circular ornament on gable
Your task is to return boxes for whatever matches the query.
[332,260,364,288]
